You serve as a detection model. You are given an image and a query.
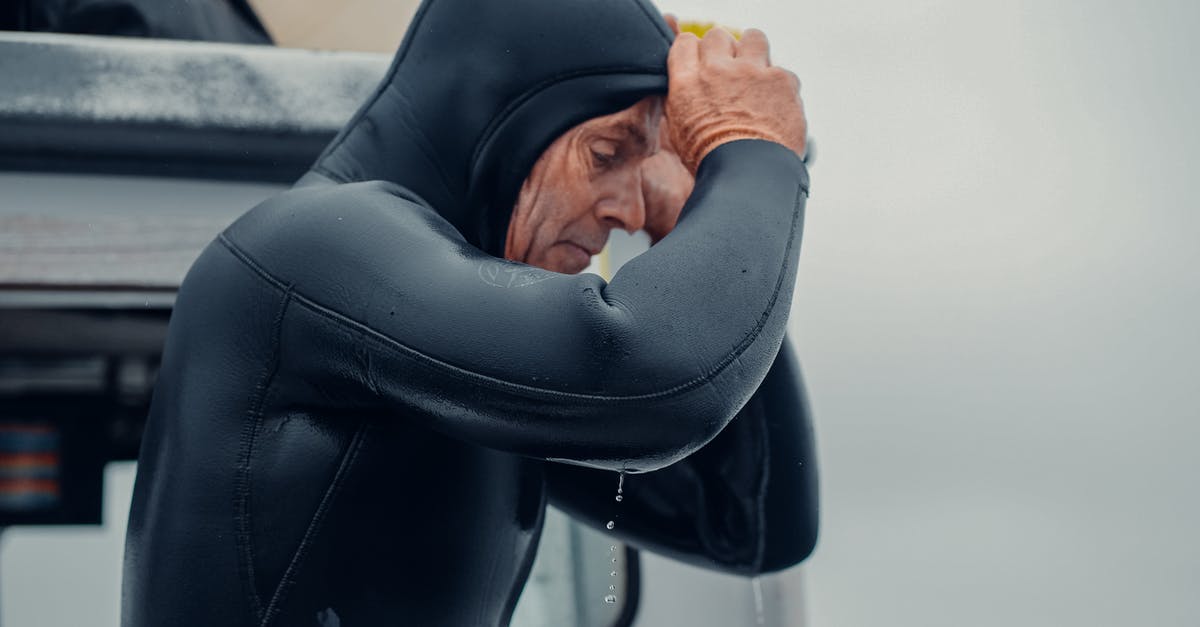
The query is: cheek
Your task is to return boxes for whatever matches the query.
[541,244,574,273]
[519,211,567,269]
[525,241,580,274]
[527,215,596,273]
[529,197,591,253]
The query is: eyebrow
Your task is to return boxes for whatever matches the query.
[615,122,649,151]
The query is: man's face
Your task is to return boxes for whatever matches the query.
[505,96,691,274]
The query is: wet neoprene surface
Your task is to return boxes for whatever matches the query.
[122,1,817,624]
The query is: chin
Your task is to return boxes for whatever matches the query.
[557,258,590,275]
[541,245,591,275]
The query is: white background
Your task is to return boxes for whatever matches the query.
[682,0,1198,625]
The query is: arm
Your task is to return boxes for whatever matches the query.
[217,139,807,472]
[545,337,818,574]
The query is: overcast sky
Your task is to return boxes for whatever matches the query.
[666,0,1199,625]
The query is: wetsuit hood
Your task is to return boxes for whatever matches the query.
[308,0,673,254]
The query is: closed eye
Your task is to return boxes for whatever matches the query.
[592,149,617,168]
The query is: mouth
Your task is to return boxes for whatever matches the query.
[575,241,604,256]
[559,240,601,272]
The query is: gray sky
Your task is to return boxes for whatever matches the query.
[667,0,1200,624]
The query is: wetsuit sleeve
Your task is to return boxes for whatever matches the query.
[545,338,818,574]
[217,139,808,472]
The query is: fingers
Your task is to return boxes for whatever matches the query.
[663,13,680,36]
[666,21,804,169]
[667,31,700,77]
[698,27,736,63]
[736,28,770,65]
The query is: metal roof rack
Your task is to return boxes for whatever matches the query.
[0,31,388,181]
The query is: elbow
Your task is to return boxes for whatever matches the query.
[595,393,738,474]
[753,484,820,574]
[693,515,819,577]
[547,403,731,474]
[557,415,727,474]
[546,301,783,472]
[755,523,819,574]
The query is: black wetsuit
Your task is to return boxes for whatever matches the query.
[121,1,817,625]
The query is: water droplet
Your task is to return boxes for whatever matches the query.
[752,576,766,626]
[601,470,626,608]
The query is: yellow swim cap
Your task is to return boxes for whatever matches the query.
[677,21,743,40]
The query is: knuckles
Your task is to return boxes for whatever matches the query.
[663,26,806,161]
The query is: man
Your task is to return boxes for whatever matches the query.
[122,1,816,625]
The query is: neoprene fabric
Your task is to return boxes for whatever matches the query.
[122,0,817,625]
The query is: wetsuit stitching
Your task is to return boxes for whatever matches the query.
[216,180,802,403]
[309,0,435,173]
[314,84,459,208]
[234,285,293,623]
[219,233,287,292]
[259,420,372,626]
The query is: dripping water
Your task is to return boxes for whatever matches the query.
[751,576,766,626]
[603,470,626,604]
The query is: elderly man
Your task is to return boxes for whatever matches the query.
[122,1,815,625]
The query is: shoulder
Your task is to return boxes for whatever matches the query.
[224,180,460,252]
[236,180,432,228]
[215,180,467,301]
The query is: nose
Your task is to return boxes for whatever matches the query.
[594,170,647,234]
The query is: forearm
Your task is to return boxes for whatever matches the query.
[547,339,818,573]
[222,140,808,472]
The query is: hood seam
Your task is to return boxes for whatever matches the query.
[309,0,436,173]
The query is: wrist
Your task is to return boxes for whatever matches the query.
[685,129,778,174]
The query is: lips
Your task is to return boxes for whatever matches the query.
[562,242,593,270]
[556,236,607,273]
[573,241,603,256]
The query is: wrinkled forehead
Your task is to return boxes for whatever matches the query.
[578,96,663,153]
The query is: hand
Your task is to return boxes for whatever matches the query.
[665,27,807,174]
[641,116,692,244]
